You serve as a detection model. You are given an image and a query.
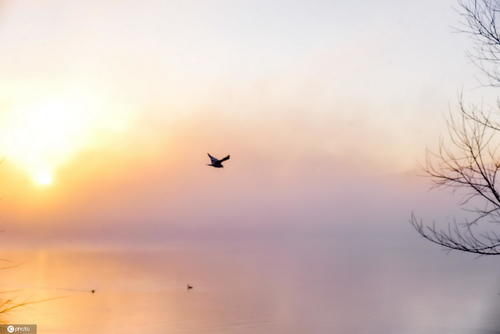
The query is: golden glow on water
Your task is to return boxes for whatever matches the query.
[0,246,486,334]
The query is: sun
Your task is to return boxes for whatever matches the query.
[34,170,54,187]
[0,92,107,186]
[0,88,136,187]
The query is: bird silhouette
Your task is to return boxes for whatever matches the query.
[207,153,230,168]
[187,284,193,290]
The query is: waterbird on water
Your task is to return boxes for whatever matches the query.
[187,284,193,290]
[207,153,230,168]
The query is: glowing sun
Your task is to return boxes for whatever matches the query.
[0,91,115,186]
[34,170,54,187]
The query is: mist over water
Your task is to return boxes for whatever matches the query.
[2,220,500,334]
[0,173,496,334]
[0,0,495,333]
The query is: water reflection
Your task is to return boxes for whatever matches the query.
[0,236,498,334]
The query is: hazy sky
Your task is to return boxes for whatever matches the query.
[3,3,500,333]
[0,0,488,242]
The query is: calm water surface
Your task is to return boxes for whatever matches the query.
[1,235,500,334]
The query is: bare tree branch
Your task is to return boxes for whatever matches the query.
[412,1,500,255]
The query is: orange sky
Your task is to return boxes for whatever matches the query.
[0,0,487,243]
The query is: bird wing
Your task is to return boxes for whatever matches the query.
[219,155,230,163]
[207,153,219,163]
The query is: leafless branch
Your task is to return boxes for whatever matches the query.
[412,0,500,255]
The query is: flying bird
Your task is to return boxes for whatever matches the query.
[207,153,230,168]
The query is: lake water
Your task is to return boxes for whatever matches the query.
[1,231,500,334]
